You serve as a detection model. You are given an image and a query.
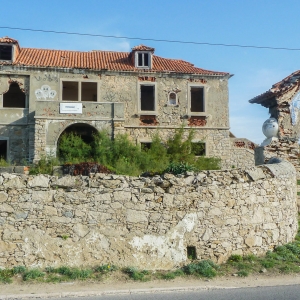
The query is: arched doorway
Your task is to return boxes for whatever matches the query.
[57,123,98,162]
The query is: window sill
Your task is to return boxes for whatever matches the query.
[137,111,158,116]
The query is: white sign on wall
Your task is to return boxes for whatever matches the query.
[60,103,82,114]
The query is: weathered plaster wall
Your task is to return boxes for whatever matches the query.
[0,161,297,270]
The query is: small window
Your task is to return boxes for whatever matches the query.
[0,140,7,160]
[168,92,177,105]
[136,52,150,68]
[3,83,26,108]
[140,85,155,111]
[190,87,204,112]
[141,142,152,151]
[191,142,205,156]
[187,246,197,260]
[62,81,97,102]
[0,45,12,61]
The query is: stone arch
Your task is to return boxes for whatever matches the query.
[57,122,98,148]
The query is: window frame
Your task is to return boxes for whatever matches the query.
[60,79,100,102]
[191,141,206,156]
[135,51,152,69]
[0,82,28,109]
[137,82,157,115]
[187,83,207,116]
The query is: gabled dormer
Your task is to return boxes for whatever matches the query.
[131,45,155,69]
[0,37,20,63]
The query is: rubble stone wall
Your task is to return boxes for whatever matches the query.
[0,161,297,270]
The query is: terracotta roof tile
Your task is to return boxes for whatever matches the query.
[132,44,155,52]
[0,36,19,44]
[249,70,300,107]
[0,38,228,76]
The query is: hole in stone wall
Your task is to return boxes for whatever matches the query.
[187,246,197,260]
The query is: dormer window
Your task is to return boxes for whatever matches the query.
[132,45,155,69]
[137,52,150,67]
[0,45,12,61]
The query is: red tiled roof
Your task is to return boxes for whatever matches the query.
[0,36,19,44]
[249,70,300,107]
[132,44,155,52]
[0,38,228,76]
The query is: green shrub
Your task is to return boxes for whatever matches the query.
[29,155,59,175]
[58,133,92,163]
[23,269,45,281]
[0,157,10,167]
[237,270,249,277]
[165,162,195,175]
[228,254,243,263]
[0,269,14,284]
[123,267,150,281]
[13,266,27,274]
[183,260,219,278]
[95,264,118,274]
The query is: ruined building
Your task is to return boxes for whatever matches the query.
[249,70,300,168]
[0,36,251,168]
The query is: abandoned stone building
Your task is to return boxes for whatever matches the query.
[249,70,300,169]
[0,36,253,168]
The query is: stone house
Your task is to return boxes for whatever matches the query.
[249,71,300,168]
[0,36,247,168]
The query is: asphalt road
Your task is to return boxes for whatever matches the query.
[35,284,300,300]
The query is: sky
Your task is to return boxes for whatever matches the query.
[0,0,299,144]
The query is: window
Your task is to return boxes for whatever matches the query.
[62,81,98,102]
[168,92,177,105]
[0,45,12,61]
[188,84,206,116]
[0,140,7,160]
[190,87,204,112]
[191,142,205,156]
[135,52,151,68]
[3,83,26,108]
[138,82,157,115]
[141,142,152,151]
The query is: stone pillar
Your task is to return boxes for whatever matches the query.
[254,146,265,166]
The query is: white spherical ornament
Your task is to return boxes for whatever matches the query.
[262,118,278,138]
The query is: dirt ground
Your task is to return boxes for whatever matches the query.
[1,273,300,298]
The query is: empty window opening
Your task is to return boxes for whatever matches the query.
[62,81,78,101]
[191,142,205,156]
[3,83,26,108]
[141,85,155,111]
[138,53,149,67]
[81,82,97,102]
[187,246,197,260]
[0,140,7,160]
[0,45,12,60]
[190,87,204,112]
[168,92,177,105]
[141,142,152,151]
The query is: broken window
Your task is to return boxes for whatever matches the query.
[3,82,26,108]
[168,92,177,105]
[62,81,97,101]
[137,52,150,67]
[191,142,206,156]
[0,45,12,60]
[0,140,7,160]
[190,87,204,112]
[140,85,155,111]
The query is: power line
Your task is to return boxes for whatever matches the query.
[1,25,300,51]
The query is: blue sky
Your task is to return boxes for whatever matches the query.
[0,0,299,144]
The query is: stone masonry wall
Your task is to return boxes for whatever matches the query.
[0,161,297,270]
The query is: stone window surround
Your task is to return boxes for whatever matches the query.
[187,83,207,117]
[135,51,152,69]
[137,81,158,115]
[60,78,101,102]
[168,91,178,106]
[192,140,207,156]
